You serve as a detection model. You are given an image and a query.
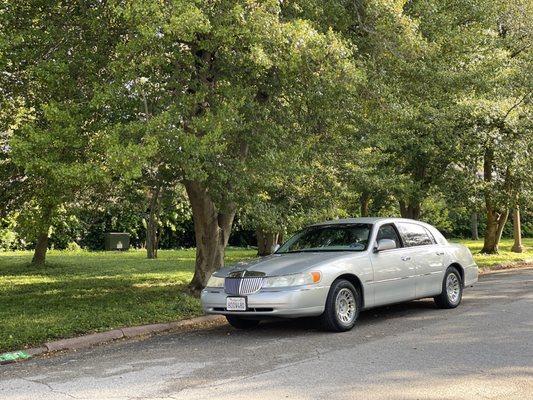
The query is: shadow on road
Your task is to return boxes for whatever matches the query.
[235,299,440,334]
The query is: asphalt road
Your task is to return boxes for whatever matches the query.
[1,269,532,400]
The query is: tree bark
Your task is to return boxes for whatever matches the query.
[359,192,370,217]
[31,232,49,265]
[496,209,509,243]
[256,229,279,256]
[145,185,161,259]
[31,206,53,265]
[145,213,158,259]
[511,205,524,253]
[482,210,499,254]
[480,146,510,254]
[481,208,509,254]
[399,200,421,220]
[185,180,236,292]
[470,212,479,240]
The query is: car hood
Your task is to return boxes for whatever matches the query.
[216,251,367,277]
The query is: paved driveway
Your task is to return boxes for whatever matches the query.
[1,269,532,400]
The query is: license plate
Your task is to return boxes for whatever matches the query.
[226,297,247,311]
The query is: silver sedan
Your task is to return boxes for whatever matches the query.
[201,217,478,331]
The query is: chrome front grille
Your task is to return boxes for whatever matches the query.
[224,271,264,295]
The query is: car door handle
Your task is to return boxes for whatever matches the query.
[436,251,445,256]
[401,256,411,261]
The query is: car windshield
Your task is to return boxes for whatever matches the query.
[276,224,372,253]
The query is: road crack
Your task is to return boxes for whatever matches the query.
[20,377,79,399]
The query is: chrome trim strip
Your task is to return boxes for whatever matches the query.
[369,270,444,284]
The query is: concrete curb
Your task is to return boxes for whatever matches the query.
[2,315,225,365]
[479,263,533,276]
[44,329,125,352]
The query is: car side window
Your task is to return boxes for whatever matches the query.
[376,224,401,248]
[396,223,434,247]
[423,227,437,244]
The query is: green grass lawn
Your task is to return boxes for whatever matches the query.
[0,239,531,352]
[453,238,533,268]
[0,248,256,352]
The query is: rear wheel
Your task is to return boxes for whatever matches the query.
[225,315,260,330]
[319,279,361,332]
[434,267,463,309]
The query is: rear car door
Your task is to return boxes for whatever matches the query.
[370,223,416,306]
[395,222,445,297]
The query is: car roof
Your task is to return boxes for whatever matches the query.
[310,217,427,226]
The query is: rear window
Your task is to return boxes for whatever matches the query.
[396,223,434,247]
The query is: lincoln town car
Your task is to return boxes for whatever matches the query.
[201,217,478,331]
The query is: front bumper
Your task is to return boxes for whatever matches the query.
[201,285,330,318]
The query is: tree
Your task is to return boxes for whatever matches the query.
[1,1,121,264]
[99,0,360,290]
[455,0,532,253]
[287,0,480,220]
[242,146,348,256]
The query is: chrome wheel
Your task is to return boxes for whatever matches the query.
[335,288,356,325]
[446,273,461,304]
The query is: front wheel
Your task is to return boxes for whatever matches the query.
[434,267,463,309]
[319,279,361,332]
[225,315,260,330]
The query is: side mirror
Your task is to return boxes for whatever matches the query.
[374,239,396,252]
[272,244,280,253]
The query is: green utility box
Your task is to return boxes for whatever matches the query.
[104,233,130,251]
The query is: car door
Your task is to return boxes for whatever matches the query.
[370,223,416,306]
[396,222,445,298]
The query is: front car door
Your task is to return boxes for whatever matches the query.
[370,223,416,306]
[395,222,445,298]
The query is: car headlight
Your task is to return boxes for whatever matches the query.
[262,271,321,288]
[206,275,225,288]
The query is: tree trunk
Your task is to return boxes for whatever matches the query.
[31,206,53,265]
[511,205,523,253]
[470,212,479,240]
[256,230,265,255]
[399,200,421,220]
[256,229,279,256]
[145,186,161,259]
[481,208,509,254]
[185,180,236,293]
[496,209,509,243]
[481,146,511,254]
[359,192,370,217]
[481,210,499,254]
[146,211,158,259]
[31,232,49,265]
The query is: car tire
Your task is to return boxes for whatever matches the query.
[319,279,361,332]
[225,315,260,330]
[434,266,463,309]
